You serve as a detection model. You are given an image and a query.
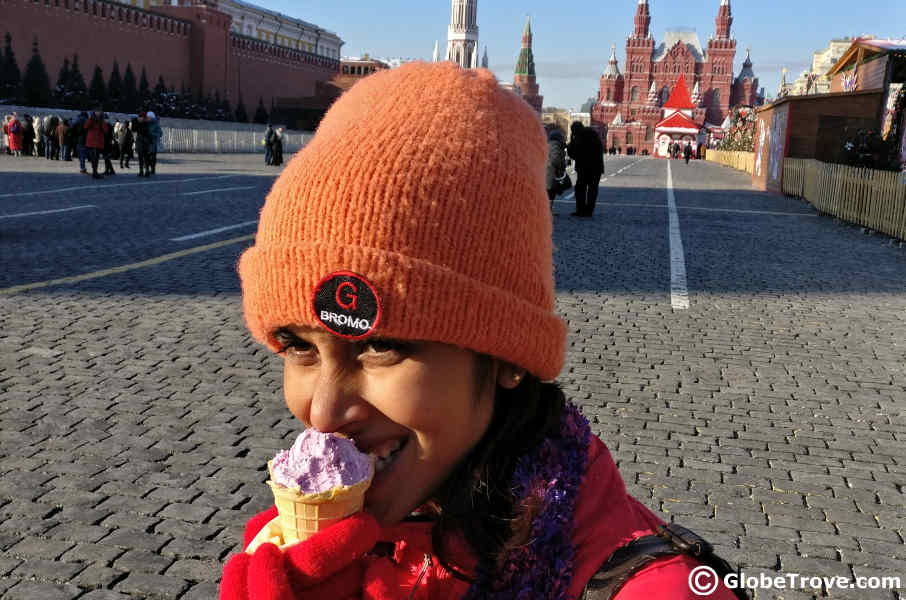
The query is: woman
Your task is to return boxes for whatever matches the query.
[221,62,742,600]
[84,110,108,179]
[7,112,23,157]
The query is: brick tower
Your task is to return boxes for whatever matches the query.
[513,16,543,113]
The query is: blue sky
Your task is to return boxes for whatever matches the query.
[266,1,904,110]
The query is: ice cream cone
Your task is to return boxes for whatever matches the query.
[265,458,374,545]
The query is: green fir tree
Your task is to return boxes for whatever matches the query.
[107,60,123,110]
[88,65,106,108]
[122,63,138,111]
[253,96,269,124]
[54,57,70,105]
[1,32,22,102]
[234,96,248,123]
[138,66,150,107]
[67,53,88,109]
[22,36,51,107]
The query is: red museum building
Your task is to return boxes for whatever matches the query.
[591,0,764,155]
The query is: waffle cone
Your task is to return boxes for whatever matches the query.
[265,458,373,545]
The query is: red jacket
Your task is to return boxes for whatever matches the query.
[368,436,740,599]
[568,436,738,600]
[85,118,108,149]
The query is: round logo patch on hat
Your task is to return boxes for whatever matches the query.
[311,271,382,339]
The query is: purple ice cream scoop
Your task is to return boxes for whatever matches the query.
[270,429,373,494]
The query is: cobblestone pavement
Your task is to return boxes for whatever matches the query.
[1,153,904,599]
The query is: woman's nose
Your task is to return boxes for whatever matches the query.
[307,363,367,433]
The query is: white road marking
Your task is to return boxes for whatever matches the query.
[0,175,235,198]
[181,186,257,196]
[667,162,690,310]
[562,190,575,202]
[679,206,817,217]
[0,205,96,219]
[170,220,258,241]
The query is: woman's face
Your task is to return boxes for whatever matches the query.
[275,325,518,526]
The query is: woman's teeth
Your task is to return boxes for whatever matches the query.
[374,439,405,473]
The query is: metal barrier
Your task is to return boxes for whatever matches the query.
[0,104,313,154]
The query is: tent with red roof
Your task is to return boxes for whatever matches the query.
[653,73,703,158]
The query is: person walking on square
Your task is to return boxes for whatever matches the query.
[56,118,69,162]
[74,111,89,173]
[683,142,692,164]
[545,127,568,210]
[84,109,108,179]
[220,61,744,600]
[271,127,284,166]
[102,114,116,176]
[22,115,34,157]
[6,112,23,157]
[133,114,152,177]
[118,120,133,169]
[147,111,162,175]
[567,121,604,218]
[264,123,275,165]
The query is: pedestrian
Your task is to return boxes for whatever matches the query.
[84,109,108,179]
[545,127,568,210]
[102,114,116,176]
[118,120,134,169]
[264,123,275,165]
[567,121,604,218]
[34,114,45,157]
[683,142,692,164]
[22,115,34,157]
[74,111,89,173]
[63,118,76,161]
[220,62,742,600]
[7,112,23,156]
[56,118,69,161]
[133,113,152,177]
[47,114,60,160]
[272,127,284,166]
[147,111,162,175]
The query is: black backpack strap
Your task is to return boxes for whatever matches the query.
[581,523,749,600]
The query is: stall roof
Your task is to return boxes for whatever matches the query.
[826,38,906,76]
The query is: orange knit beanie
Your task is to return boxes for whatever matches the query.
[238,61,566,380]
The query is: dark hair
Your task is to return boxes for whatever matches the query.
[430,356,566,581]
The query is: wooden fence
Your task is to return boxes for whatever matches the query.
[705,150,755,174]
[784,158,906,241]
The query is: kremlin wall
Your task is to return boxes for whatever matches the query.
[1,0,341,118]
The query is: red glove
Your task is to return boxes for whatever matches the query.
[221,507,380,600]
[363,522,470,600]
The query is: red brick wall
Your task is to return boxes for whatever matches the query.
[2,0,338,113]
[230,35,338,110]
[2,0,192,101]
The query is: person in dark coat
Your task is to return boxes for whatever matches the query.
[74,112,89,173]
[22,115,34,157]
[272,127,285,166]
[545,128,567,209]
[63,119,76,161]
[567,122,604,218]
[102,114,116,175]
[133,114,152,177]
[683,142,692,164]
[264,123,275,165]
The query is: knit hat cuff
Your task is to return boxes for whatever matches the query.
[239,242,567,381]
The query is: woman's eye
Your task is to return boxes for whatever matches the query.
[362,340,404,355]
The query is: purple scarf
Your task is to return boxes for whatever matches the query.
[464,402,591,600]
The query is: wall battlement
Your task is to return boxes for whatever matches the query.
[13,0,192,37]
[230,33,338,71]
